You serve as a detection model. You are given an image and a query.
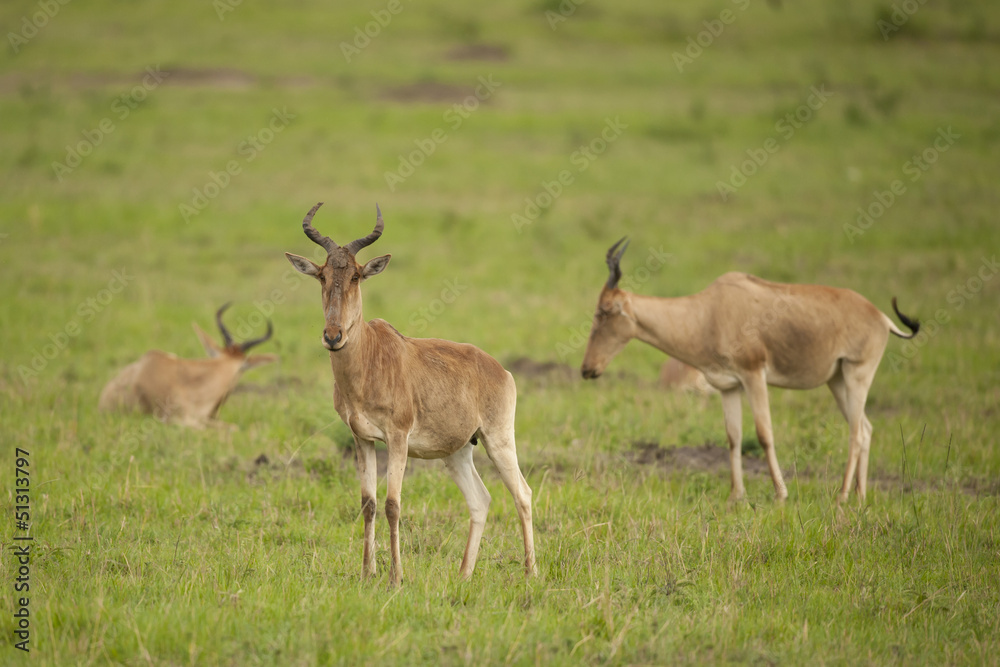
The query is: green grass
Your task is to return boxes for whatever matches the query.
[2,0,999,663]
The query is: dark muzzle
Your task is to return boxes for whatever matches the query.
[323,330,343,351]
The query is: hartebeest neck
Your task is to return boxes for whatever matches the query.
[325,317,386,398]
[628,292,711,366]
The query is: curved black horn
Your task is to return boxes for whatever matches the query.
[302,202,338,252]
[240,319,274,353]
[344,204,384,256]
[605,236,630,288]
[215,302,235,348]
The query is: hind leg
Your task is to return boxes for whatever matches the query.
[442,443,492,579]
[830,364,876,503]
[480,428,536,576]
[384,433,409,587]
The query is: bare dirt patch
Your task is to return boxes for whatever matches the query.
[865,473,1000,497]
[379,81,475,104]
[241,452,305,485]
[627,440,772,475]
[506,356,576,383]
[0,67,320,95]
[444,43,510,61]
[161,67,257,89]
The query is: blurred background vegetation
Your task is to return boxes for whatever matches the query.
[1,0,998,663]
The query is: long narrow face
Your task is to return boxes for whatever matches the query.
[581,287,635,379]
[313,248,366,351]
[285,204,390,352]
[581,237,635,379]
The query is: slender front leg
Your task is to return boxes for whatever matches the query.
[442,443,492,579]
[384,434,409,587]
[720,388,745,502]
[353,435,378,579]
[743,371,788,501]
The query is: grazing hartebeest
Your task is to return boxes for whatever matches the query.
[581,238,919,503]
[285,203,535,585]
[98,304,275,428]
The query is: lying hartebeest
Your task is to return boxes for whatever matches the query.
[581,238,920,503]
[285,203,535,585]
[659,357,715,395]
[98,304,275,428]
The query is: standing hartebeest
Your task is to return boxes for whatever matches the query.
[285,203,535,585]
[581,238,920,503]
[98,304,275,428]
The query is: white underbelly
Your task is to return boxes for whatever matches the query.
[344,411,470,460]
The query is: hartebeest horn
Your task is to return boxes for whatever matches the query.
[344,204,384,256]
[216,302,235,348]
[240,319,274,353]
[605,236,629,288]
[302,202,338,252]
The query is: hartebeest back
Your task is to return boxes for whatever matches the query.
[582,238,919,503]
[98,304,275,428]
[285,203,535,585]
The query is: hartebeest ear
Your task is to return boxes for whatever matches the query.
[192,323,223,358]
[285,252,322,277]
[362,254,391,280]
[242,353,278,371]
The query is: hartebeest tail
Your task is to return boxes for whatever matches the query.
[582,237,919,503]
[98,304,276,428]
[891,297,921,338]
[285,203,535,585]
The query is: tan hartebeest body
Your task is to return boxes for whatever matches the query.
[98,304,275,428]
[285,203,535,585]
[582,238,919,503]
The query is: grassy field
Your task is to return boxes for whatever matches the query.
[1,0,999,664]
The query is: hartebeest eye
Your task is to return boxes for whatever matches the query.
[351,272,361,283]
